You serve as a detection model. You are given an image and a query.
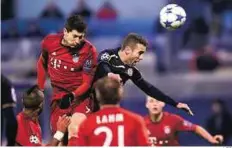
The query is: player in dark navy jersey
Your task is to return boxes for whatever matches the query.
[93,33,193,115]
[1,74,18,146]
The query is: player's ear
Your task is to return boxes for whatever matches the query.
[124,46,132,55]
[145,102,149,109]
[145,97,149,109]
[161,102,165,108]
[63,28,68,35]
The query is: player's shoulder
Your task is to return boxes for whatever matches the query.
[143,115,151,124]
[41,33,62,49]
[82,112,98,125]
[84,39,97,53]
[16,112,24,122]
[164,112,182,121]
[98,48,118,61]
[43,33,62,42]
[99,48,117,55]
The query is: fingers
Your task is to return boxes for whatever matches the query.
[178,103,194,116]
[57,115,71,132]
[187,108,194,116]
[108,73,122,82]
[61,115,71,125]
[214,135,223,144]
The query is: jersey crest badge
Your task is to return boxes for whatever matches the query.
[127,68,133,76]
[29,135,40,144]
[72,54,79,63]
[83,59,92,72]
[101,53,110,61]
[164,126,171,134]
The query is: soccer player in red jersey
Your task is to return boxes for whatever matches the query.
[16,85,70,146]
[68,77,149,146]
[144,96,223,146]
[36,15,98,140]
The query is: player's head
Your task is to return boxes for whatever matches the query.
[63,15,87,47]
[95,77,123,106]
[211,99,226,115]
[146,96,165,115]
[120,33,148,66]
[22,85,44,116]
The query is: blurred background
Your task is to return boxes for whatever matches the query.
[1,0,232,146]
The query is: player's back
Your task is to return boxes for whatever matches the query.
[78,106,148,146]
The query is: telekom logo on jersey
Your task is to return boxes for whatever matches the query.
[50,57,76,71]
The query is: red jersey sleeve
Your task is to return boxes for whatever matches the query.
[73,45,98,97]
[134,116,149,146]
[174,114,197,132]
[37,37,49,90]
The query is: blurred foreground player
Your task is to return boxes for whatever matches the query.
[36,15,98,140]
[1,75,17,146]
[68,77,149,146]
[16,85,70,146]
[145,96,223,146]
[93,33,193,115]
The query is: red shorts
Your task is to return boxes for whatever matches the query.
[50,98,92,134]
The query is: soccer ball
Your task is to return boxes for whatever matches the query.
[159,4,186,30]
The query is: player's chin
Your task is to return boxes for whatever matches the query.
[151,110,161,115]
[131,62,138,66]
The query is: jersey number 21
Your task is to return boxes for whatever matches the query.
[94,125,124,146]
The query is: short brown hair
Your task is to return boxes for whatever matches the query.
[23,85,44,109]
[121,33,148,50]
[65,15,87,33]
[94,77,122,105]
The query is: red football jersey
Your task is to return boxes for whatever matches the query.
[144,112,197,146]
[39,33,98,100]
[69,106,149,146]
[16,112,42,146]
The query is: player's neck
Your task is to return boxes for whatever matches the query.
[61,38,68,46]
[150,112,163,122]
[23,109,39,121]
[118,50,128,64]
[100,104,120,109]
[61,38,73,48]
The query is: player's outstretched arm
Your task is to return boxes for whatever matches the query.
[47,115,71,146]
[37,51,48,91]
[131,70,177,105]
[194,125,223,145]
[131,69,193,115]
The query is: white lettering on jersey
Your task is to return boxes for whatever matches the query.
[96,113,124,124]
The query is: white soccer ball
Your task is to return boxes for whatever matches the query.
[159,4,187,30]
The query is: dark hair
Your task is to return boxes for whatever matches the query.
[95,77,122,105]
[22,85,44,109]
[121,33,148,50]
[65,15,87,33]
